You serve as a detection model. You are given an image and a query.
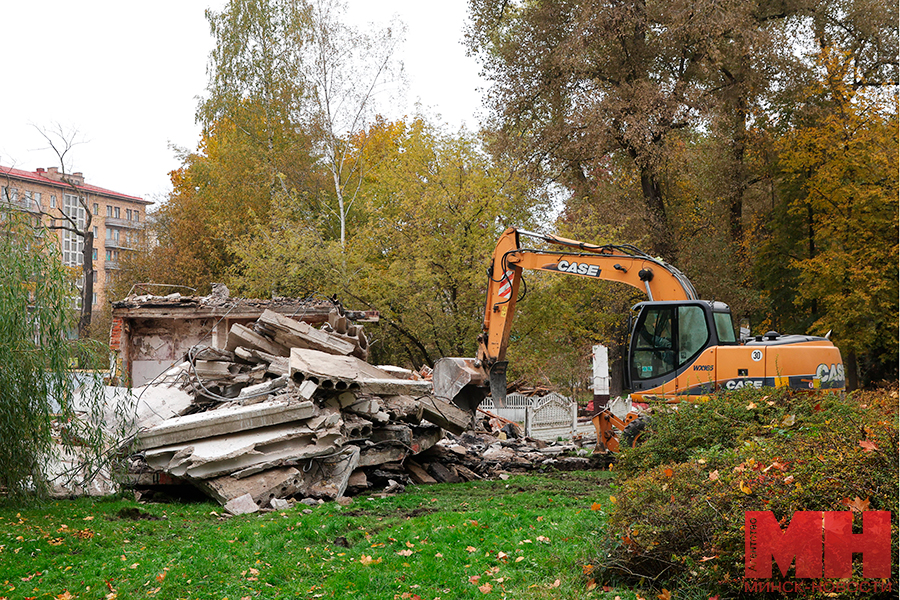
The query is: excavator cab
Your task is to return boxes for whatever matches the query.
[626,300,738,393]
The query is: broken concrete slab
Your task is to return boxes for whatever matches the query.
[224,493,259,515]
[289,348,398,390]
[357,378,433,396]
[197,466,302,505]
[143,422,342,479]
[227,323,289,356]
[419,395,473,435]
[135,400,317,450]
[129,384,194,432]
[258,309,357,357]
[237,375,289,400]
[305,446,360,500]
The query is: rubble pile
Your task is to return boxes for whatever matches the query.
[123,308,601,513]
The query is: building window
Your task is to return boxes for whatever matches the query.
[92,293,98,306]
[126,209,132,220]
[92,247,98,261]
[134,212,140,222]
[114,207,120,219]
[106,205,112,217]
[93,226,98,237]
[33,193,41,210]
[51,195,57,208]
[1,186,17,202]
[93,203,98,215]
[105,249,112,261]
[62,194,85,266]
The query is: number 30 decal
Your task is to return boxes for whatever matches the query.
[751,349,763,362]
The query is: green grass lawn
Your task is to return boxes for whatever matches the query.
[0,471,640,600]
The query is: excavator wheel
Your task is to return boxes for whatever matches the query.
[621,416,651,449]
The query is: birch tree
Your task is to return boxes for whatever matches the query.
[303,0,404,247]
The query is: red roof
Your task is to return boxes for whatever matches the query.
[0,165,150,205]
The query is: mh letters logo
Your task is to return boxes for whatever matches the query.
[745,511,891,579]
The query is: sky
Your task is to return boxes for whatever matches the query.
[1,0,487,205]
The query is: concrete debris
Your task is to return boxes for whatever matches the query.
[121,307,605,510]
[224,493,259,516]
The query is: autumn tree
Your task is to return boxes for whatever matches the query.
[755,50,898,388]
[465,0,776,261]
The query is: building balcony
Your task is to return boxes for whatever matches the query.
[104,217,143,230]
[104,239,135,251]
[105,261,121,270]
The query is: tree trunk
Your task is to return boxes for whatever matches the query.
[639,168,676,262]
[79,218,94,338]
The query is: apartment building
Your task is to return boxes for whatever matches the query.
[0,165,152,307]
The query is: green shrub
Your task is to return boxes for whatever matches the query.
[597,387,899,598]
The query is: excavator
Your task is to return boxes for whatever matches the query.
[433,227,845,451]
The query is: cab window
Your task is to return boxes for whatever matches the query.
[631,305,710,381]
[714,312,736,343]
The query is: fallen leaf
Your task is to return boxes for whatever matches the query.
[497,551,508,561]
[466,546,478,553]
[586,579,597,591]
[155,571,166,582]
[708,470,720,482]
[841,496,870,513]
[396,549,413,557]
[746,402,757,410]
[537,536,550,543]
[657,589,672,600]
[700,555,717,562]
[434,552,443,558]
[515,556,525,563]
[859,440,878,453]
[781,414,796,427]
[549,579,560,588]
[359,555,382,565]
[590,502,603,511]
[405,541,415,548]
[582,564,594,574]
[249,568,259,575]
[609,496,617,504]
[469,575,481,585]
[783,475,795,484]
[55,593,74,600]
[83,516,94,521]
[739,480,752,495]
[478,583,492,594]
[663,468,674,478]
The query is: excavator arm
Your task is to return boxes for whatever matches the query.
[434,227,698,410]
[476,228,698,368]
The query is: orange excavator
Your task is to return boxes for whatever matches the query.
[433,227,845,451]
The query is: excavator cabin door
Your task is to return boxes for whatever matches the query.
[626,301,737,393]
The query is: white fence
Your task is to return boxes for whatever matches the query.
[479,392,595,442]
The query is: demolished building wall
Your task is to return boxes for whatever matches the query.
[109,289,378,387]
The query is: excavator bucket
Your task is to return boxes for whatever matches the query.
[433,357,492,413]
